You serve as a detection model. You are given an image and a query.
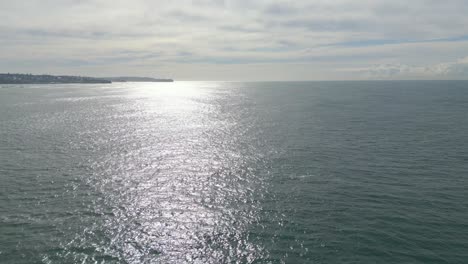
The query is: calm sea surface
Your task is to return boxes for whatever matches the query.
[1,81,468,263]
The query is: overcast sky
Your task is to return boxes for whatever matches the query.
[1,0,468,80]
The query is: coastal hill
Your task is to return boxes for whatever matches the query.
[0,73,174,84]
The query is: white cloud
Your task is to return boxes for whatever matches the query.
[356,56,468,80]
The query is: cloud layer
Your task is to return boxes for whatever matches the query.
[1,0,468,80]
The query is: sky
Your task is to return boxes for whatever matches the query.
[1,0,468,81]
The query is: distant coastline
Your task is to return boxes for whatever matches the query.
[0,73,173,84]
[104,77,174,82]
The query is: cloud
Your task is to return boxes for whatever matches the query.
[264,3,299,15]
[1,0,468,80]
[430,57,468,77]
[357,56,468,79]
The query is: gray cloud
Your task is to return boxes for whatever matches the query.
[264,3,299,15]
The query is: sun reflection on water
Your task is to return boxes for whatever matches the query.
[61,81,269,263]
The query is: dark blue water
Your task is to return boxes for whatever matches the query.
[1,81,468,263]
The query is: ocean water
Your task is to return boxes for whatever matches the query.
[1,81,468,263]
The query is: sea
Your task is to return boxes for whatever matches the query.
[1,81,467,263]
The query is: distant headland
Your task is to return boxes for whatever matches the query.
[0,73,174,84]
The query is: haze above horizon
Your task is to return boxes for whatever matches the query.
[1,0,468,81]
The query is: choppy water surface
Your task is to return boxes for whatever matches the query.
[1,81,468,263]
